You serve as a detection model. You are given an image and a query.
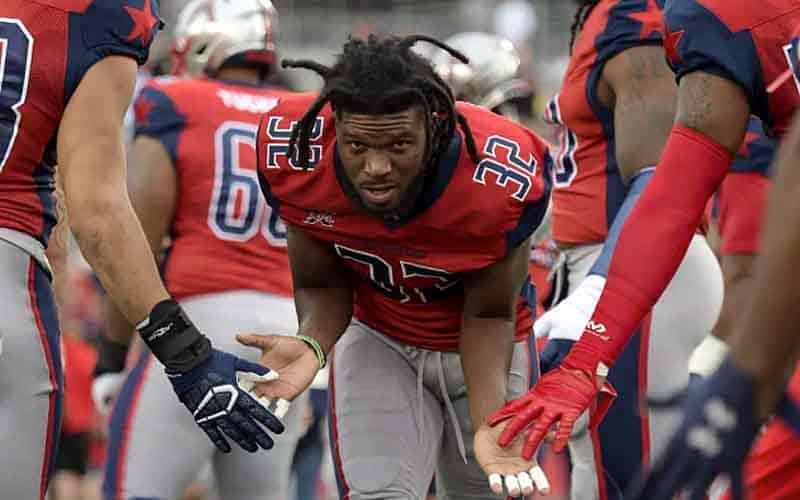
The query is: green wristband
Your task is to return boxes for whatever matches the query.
[297,335,326,369]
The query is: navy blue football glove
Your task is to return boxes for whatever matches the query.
[626,356,760,500]
[168,349,285,453]
[138,299,284,453]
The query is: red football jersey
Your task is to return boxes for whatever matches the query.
[715,117,775,256]
[134,77,294,300]
[256,96,550,351]
[0,0,160,246]
[664,0,800,137]
[546,0,663,245]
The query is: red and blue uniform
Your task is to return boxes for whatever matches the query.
[132,77,294,300]
[0,0,160,246]
[257,95,549,498]
[664,0,800,137]
[715,117,775,257]
[545,0,662,245]
[0,1,159,499]
[256,96,549,352]
[576,0,800,399]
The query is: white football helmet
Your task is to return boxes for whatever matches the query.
[427,32,533,121]
[172,0,278,77]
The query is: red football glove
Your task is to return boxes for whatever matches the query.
[488,364,616,460]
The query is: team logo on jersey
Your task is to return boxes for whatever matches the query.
[584,320,610,341]
[124,0,161,45]
[304,210,335,227]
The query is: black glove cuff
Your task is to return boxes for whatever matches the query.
[138,299,212,373]
[93,336,129,377]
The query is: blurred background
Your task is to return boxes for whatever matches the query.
[150,0,572,105]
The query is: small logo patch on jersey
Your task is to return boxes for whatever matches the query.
[304,210,335,227]
[664,26,685,66]
[585,320,610,341]
[124,0,160,45]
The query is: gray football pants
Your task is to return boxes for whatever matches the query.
[328,320,537,500]
[103,290,307,500]
[563,235,724,500]
[0,237,62,500]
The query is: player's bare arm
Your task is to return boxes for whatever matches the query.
[58,55,170,324]
[714,254,757,342]
[461,236,532,428]
[104,136,177,345]
[238,224,353,402]
[676,72,750,154]
[728,112,800,418]
[601,45,677,180]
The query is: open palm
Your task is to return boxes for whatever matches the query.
[237,334,320,401]
[475,421,550,497]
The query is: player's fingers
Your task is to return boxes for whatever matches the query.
[240,393,286,434]
[553,414,577,452]
[230,410,274,451]
[488,473,503,495]
[499,404,544,447]
[517,471,534,496]
[530,464,551,494]
[218,418,258,453]
[236,333,280,353]
[522,412,556,459]
[236,369,279,393]
[504,474,521,497]
[488,396,531,426]
[201,422,231,454]
[635,450,694,500]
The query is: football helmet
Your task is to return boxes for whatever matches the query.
[428,32,534,121]
[172,0,278,77]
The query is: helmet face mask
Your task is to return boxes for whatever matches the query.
[172,0,278,77]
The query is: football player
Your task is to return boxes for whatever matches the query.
[483,1,723,498]
[91,1,306,499]
[487,1,800,498]
[239,34,553,499]
[0,0,283,498]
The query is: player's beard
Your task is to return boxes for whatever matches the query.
[339,167,428,220]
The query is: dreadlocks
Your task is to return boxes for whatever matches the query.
[569,1,600,53]
[281,34,481,171]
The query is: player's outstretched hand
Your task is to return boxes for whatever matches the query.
[475,421,550,497]
[237,334,320,403]
[168,349,286,454]
[625,356,761,500]
[488,365,616,460]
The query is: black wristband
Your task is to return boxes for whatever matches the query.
[93,336,129,378]
[137,299,211,373]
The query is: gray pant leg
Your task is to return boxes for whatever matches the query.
[330,322,443,499]
[435,339,533,500]
[0,242,62,500]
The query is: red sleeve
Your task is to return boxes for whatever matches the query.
[564,125,732,369]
